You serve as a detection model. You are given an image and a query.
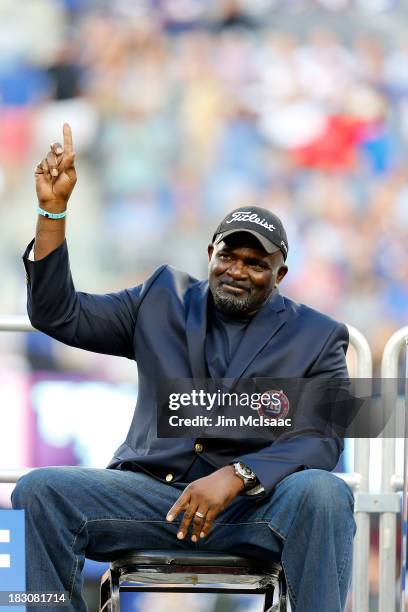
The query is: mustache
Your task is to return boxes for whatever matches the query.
[218,279,251,292]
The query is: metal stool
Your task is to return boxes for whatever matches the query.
[99,549,287,612]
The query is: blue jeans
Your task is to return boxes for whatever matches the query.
[11,467,356,611]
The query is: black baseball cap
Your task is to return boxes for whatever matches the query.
[212,206,289,261]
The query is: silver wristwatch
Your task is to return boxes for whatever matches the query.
[233,462,257,490]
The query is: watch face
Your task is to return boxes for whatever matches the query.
[237,463,256,480]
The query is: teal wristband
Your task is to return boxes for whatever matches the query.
[37,207,67,220]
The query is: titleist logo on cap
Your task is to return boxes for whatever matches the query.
[226,211,276,233]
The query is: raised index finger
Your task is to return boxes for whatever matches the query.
[63,123,73,154]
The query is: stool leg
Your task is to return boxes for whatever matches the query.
[279,571,288,611]
[264,574,288,612]
[263,587,275,611]
[99,569,111,612]
[110,568,121,612]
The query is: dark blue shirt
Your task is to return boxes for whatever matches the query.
[205,305,251,378]
[182,304,252,481]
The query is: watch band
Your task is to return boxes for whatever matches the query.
[243,482,265,496]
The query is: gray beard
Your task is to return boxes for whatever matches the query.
[211,286,261,315]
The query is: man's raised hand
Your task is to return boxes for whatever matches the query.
[35,123,77,211]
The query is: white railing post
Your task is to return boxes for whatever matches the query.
[400,343,408,612]
[348,325,373,612]
[379,327,408,612]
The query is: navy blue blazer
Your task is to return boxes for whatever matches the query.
[23,239,349,498]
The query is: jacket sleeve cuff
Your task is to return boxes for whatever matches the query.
[23,238,68,283]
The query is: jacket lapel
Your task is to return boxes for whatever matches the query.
[224,290,287,380]
[185,281,209,379]
[185,284,288,381]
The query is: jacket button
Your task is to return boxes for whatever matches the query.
[194,443,203,453]
[165,473,174,482]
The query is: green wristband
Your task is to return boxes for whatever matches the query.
[37,207,67,219]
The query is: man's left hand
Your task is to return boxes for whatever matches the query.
[166,465,244,542]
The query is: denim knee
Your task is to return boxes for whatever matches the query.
[292,469,355,521]
[11,467,70,510]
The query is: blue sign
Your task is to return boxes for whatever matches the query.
[0,510,25,611]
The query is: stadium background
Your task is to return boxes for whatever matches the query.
[0,0,407,609]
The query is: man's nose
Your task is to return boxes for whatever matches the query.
[226,261,247,279]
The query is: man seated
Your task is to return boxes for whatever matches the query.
[12,124,356,612]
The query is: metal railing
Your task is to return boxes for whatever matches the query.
[0,469,33,483]
[379,327,408,612]
[347,325,372,612]
[0,315,34,332]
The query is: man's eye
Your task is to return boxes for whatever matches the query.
[250,263,265,271]
[219,254,231,261]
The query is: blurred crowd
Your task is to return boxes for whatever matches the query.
[1,0,408,370]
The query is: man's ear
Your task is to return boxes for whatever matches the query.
[208,244,214,261]
[276,265,288,284]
